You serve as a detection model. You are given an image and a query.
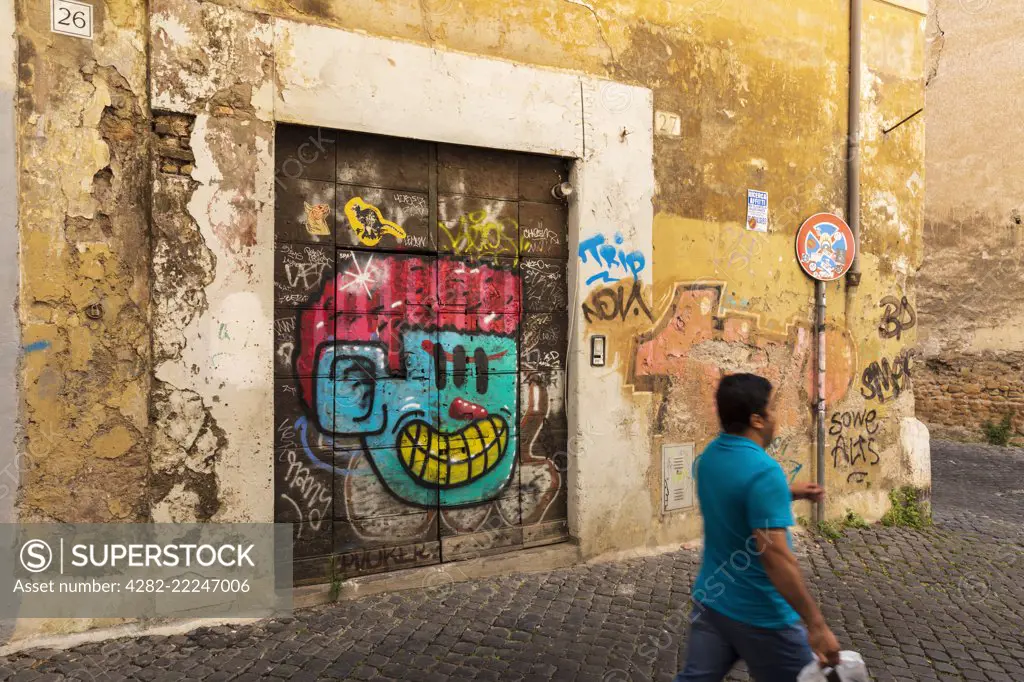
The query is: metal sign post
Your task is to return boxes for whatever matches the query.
[796,213,856,524]
[814,280,826,525]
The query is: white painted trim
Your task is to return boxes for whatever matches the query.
[274,24,585,158]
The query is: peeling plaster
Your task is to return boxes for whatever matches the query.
[16,0,151,530]
[151,1,276,523]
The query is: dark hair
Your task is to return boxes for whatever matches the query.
[716,373,773,434]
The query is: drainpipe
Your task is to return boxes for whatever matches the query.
[846,0,863,288]
[819,0,862,524]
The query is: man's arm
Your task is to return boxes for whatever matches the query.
[755,528,840,666]
[790,482,825,502]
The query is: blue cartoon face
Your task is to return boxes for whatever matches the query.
[315,329,518,508]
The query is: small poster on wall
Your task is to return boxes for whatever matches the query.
[746,189,769,232]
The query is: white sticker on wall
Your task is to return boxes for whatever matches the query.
[662,443,695,513]
[746,189,768,232]
[655,111,682,137]
[51,0,94,40]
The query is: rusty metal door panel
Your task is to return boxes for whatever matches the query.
[328,312,436,381]
[336,184,433,252]
[332,538,441,581]
[333,448,440,521]
[518,332,569,548]
[274,243,334,308]
[429,326,519,379]
[276,124,337,183]
[439,496,524,562]
[521,313,569,373]
[335,131,430,192]
[517,153,570,204]
[436,255,521,314]
[441,527,524,562]
[521,489,569,548]
[274,378,320,449]
[520,201,568,258]
[334,249,438,313]
[436,195,522,260]
[333,499,440,577]
[521,257,569,312]
[275,177,336,245]
[437,145,518,200]
[275,446,334,560]
[274,309,305,378]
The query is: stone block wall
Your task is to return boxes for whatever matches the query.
[915,353,1024,437]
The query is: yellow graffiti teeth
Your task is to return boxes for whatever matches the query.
[397,416,509,488]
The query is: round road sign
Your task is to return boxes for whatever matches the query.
[795,213,856,281]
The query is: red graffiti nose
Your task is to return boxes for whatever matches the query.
[449,397,488,421]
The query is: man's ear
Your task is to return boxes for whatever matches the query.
[750,412,766,430]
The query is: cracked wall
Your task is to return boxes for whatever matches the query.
[917,0,1024,440]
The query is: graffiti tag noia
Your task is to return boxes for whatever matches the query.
[581,280,653,323]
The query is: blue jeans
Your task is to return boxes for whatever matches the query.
[674,603,815,682]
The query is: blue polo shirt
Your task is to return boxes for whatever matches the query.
[690,433,800,629]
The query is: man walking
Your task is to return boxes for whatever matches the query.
[674,373,841,682]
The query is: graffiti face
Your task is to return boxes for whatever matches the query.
[298,252,520,509]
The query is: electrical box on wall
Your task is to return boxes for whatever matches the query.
[662,443,695,513]
[590,335,606,367]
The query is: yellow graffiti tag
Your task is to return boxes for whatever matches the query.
[343,197,407,246]
[438,210,530,265]
[303,202,331,236]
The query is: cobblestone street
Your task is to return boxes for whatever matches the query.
[3,440,1024,681]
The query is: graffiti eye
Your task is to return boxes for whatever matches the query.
[453,346,467,388]
[474,347,489,394]
[433,342,446,390]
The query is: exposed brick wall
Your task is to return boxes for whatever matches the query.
[154,113,195,176]
[916,353,1024,436]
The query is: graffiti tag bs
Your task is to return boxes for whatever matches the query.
[578,232,646,286]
